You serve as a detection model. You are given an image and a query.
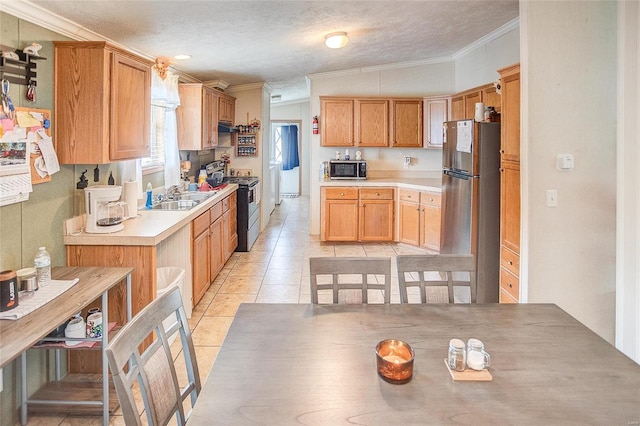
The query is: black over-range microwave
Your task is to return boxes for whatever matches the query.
[329,160,367,180]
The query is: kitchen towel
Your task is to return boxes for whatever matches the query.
[123,180,138,219]
[0,278,79,320]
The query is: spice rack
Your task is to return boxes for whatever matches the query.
[235,132,259,156]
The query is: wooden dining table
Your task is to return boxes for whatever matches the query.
[188,303,640,425]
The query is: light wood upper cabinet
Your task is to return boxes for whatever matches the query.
[500,65,521,162]
[54,41,152,164]
[464,90,482,121]
[218,93,235,124]
[450,95,465,121]
[177,84,218,150]
[320,98,354,147]
[354,99,388,147]
[390,99,423,148]
[483,85,501,113]
[424,97,449,148]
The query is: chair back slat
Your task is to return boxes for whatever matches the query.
[396,254,477,303]
[310,257,391,304]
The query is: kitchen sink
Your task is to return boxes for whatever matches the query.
[152,199,200,210]
[175,192,217,202]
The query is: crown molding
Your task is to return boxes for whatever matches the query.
[452,17,520,59]
[226,82,269,93]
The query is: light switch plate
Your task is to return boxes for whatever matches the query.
[546,189,558,207]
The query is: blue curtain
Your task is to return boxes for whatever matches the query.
[281,125,299,171]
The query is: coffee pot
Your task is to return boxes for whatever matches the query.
[84,185,125,233]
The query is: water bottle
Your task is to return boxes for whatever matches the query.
[34,247,51,287]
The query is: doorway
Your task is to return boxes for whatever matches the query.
[271,121,302,197]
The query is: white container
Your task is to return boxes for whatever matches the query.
[65,317,86,346]
[474,102,485,122]
[34,247,51,287]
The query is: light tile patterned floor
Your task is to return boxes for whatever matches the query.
[25,196,431,425]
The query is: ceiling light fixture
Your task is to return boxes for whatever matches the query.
[324,32,349,49]
[174,54,191,60]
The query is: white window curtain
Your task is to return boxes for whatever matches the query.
[151,68,181,187]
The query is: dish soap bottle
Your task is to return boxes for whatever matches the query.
[34,247,51,287]
[145,183,153,209]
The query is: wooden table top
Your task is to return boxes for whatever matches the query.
[0,266,133,367]
[189,303,640,425]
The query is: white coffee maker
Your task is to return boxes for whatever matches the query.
[84,185,125,233]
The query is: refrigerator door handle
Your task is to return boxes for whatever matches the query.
[444,169,472,180]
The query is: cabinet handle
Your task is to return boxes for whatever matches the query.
[508,260,513,265]
[429,198,434,202]
[500,150,505,154]
[376,192,380,196]
[340,192,345,196]
[508,283,513,288]
[408,195,412,198]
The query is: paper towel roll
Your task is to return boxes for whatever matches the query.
[123,180,138,219]
[474,102,485,122]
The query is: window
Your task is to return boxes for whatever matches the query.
[142,103,166,173]
[271,124,283,163]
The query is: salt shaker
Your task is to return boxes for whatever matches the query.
[467,338,491,371]
[448,338,466,372]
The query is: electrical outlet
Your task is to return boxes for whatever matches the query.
[404,157,411,169]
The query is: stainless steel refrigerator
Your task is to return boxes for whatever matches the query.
[441,120,501,303]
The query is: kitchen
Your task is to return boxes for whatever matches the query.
[0,0,636,424]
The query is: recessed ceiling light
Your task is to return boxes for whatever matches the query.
[174,54,191,60]
[324,32,349,49]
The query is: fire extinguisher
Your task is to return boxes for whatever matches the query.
[312,116,319,135]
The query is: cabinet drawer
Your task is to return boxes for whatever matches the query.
[500,267,519,302]
[193,211,209,236]
[420,191,441,206]
[399,188,420,203]
[324,187,358,200]
[500,246,520,277]
[209,201,223,222]
[359,188,394,200]
[499,288,518,304]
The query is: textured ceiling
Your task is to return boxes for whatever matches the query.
[26,0,519,102]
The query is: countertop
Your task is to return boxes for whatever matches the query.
[64,184,238,247]
[319,177,442,192]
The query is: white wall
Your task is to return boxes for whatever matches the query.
[521,1,617,343]
[271,101,311,196]
[455,26,521,92]
[616,0,640,362]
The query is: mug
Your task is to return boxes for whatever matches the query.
[188,183,198,192]
[65,317,86,346]
[86,312,103,338]
[466,338,491,371]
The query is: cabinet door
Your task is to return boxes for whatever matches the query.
[177,84,205,151]
[192,229,210,306]
[110,52,151,160]
[391,99,423,147]
[218,94,235,124]
[209,216,224,282]
[483,85,501,113]
[500,267,519,303]
[398,201,421,246]
[322,199,359,241]
[500,161,520,254]
[203,89,218,149]
[354,99,388,147]
[500,69,521,162]
[359,200,394,241]
[450,95,465,121]
[464,91,482,120]
[420,204,441,251]
[424,97,448,148]
[320,98,354,146]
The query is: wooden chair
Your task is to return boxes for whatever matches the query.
[309,257,391,304]
[105,286,201,426]
[396,254,477,303]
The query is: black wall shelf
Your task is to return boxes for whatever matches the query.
[0,50,45,87]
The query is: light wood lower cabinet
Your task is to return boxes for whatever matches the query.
[359,188,394,241]
[321,187,394,242]
[192,210,211,306]
[398,188,441,251]
[192,192,237,306]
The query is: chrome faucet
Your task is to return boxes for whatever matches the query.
[164,185,181,200]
